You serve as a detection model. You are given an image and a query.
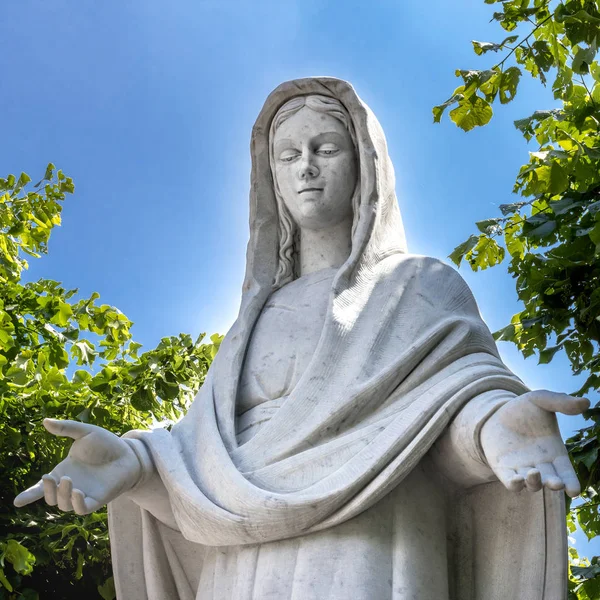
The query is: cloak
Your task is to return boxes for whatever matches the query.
[108,77,567,600]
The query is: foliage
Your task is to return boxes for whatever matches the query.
[434,1,600,596]
[0,166,221,599]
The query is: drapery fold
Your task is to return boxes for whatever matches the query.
[108,77,567,599]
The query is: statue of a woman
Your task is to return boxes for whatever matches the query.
[15,77,589,600]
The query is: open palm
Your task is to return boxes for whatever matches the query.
[480,390,589,497]
[14,419,141,514]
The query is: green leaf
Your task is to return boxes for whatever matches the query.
[98,577,116,600]
[45,367,67,389]
[553,67,574,100]
[16,173,32,190]
[4,426,22,447]
[71,340,97,366]
[4,540,35,575]
[0,567,13,592]
[44,163,56,180]
[59,178,75,194]
[449,234,479,266]
[475,218,501,234]
[466,235,505,271]
[572,563,600,581]
[574,446,599,470]
[549,162,569,195]
[549,197,581,215]
[472,40,498,55]
[472,35,519,56]
[48,344,69,368]
[573,47,596,74]
[499,201,526,215]
[525,220,557,239]
[50,301,73,327]
[72,369,92,384]
[432,92,464,123]
[539,345,562,364]
[559,8,600,45]
[75,552,84,579]
[499,66,521,104]
[449,96,493,131]
[589,221,600,249]
[531,40,554,73]
[0,326,15,351]
[493,324,516,342]
[131,387,155,411]
[6,364,29,386]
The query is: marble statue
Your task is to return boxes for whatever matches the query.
[15,77,590,600]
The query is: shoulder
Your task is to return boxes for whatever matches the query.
[380,253,467,287]
[376,253,477,312]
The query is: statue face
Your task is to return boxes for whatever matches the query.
[273,106,357,231]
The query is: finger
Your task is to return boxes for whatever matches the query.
[554,455,582,498]
[43,474,58,506]
[43,418,95,440]
[57,476,74,511]
[527,390,590,415]
[72,489,90,515]
[516,467,533,479]
[81,495,102,513]
[14,480,45,507]
[516,467,543,493]
[496,467,525,492]
[525,468,543,492]
[537,462,565,491]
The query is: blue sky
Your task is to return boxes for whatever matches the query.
[2,0,598,554]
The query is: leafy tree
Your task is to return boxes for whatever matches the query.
[434,1,600,597]
[0,166,221,599]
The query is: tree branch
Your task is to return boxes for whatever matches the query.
[493,13,554,70]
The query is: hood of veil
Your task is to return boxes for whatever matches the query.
[243,76,407,295]
[214,77,409,449]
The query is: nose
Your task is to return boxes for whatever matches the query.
[298,151,319,180]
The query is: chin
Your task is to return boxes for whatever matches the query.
[296,204,327,226]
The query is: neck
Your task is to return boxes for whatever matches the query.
[299,217,353,277]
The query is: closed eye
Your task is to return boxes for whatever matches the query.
[317,144,340,156]
[279,151,300,163]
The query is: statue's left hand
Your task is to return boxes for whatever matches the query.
[480,390,590,497]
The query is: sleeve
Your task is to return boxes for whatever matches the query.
[430,390,517,487]
[121,432,179,530]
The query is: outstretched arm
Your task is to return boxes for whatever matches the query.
[480,390,589,497]
[14,419,178,529]
[14,419,142,514]
[432,389,589,497]
[430,390,512,487]
[119,435,179,530]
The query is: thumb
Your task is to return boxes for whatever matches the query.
[526,390,590,416]
[43,418,97,440]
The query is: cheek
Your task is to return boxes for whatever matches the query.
[275,167,300,213]
[326,157,357,200]
[275,167,296,201]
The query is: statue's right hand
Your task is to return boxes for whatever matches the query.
[14,419,142,515]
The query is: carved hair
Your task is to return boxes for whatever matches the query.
[269,95,360,289]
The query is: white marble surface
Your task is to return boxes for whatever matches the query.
[15,77,588,599]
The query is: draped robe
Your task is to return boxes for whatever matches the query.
[108,77,568,600]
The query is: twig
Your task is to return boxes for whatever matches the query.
[494,14,554,70]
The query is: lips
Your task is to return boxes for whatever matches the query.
[298,187,324,194]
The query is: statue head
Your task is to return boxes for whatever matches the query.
[269,95,359,287]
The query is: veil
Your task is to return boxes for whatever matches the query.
[109,77,567,600]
